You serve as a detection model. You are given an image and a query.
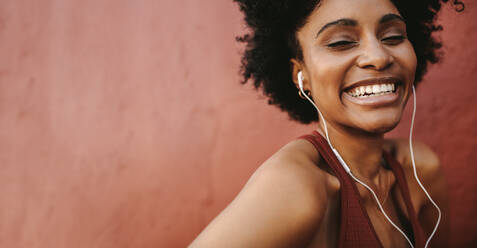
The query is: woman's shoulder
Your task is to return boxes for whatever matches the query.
[385,139,449,246]
[249,138,341,201]
[384,138,443,208]
[239,138,340,230]
[384,138,440,181]
[190,138,338,247]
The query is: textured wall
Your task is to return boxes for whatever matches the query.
[0,1,475,247]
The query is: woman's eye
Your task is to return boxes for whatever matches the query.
[327,40,357,49]
[381,35,405,45]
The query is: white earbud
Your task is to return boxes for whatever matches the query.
[297,71,331,143]
[298,71,304,90]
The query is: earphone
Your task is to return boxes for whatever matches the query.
[297,71,441,248]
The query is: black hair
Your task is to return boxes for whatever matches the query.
[234,0,464,123]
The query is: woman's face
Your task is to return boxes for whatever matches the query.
[293,0,417,134]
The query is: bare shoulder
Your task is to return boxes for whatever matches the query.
[190,138,338,248]
[248,138,340,195]
[385,138,445,212]
[385,138,441,183]
[386,139,449,246]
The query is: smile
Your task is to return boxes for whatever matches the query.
[347,83,396,98]
[342,77,402,106]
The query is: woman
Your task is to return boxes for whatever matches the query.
[191,0,463,247]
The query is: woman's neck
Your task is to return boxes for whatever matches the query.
[316,122,386,180]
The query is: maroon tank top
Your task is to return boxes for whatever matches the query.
[299,131,426,248]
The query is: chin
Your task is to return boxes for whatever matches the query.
[349,111,403,135]
[366,120,400,134]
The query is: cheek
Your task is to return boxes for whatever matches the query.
[395,43,417,80]
[307,51,354,94]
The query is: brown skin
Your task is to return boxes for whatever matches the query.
[190,0,449,247]
[190,139,448,248]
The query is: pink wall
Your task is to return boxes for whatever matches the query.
[0,1,475,247]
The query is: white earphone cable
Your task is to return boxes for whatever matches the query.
[298,72,440,247]
[409,85,441,248]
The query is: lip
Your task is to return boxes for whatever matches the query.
[342,77,403,107]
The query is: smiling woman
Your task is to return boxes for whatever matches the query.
[189,0,464,247]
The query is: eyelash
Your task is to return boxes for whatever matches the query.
[327,40,357,48]
[326,35,406,49]
[381,35,405,44]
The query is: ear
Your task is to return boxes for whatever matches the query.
[290,58,310,91]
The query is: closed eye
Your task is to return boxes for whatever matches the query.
[327,40,357,49]
[381,35,405,45]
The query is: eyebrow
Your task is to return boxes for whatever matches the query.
[315,19,357,38]
[315,13,406,38]
[379,13,405,25]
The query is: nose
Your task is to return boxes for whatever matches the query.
[356,38,394,71]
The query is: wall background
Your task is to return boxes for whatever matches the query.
[0,1,475,247]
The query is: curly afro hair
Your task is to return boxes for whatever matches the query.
[234,0,464,123]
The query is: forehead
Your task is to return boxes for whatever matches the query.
[301,0,401,32]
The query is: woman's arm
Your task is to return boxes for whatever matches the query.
[189,141,329,248]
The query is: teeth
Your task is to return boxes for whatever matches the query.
[372,85,380,93]
[366,86,372,94]
[347,83,397,98]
